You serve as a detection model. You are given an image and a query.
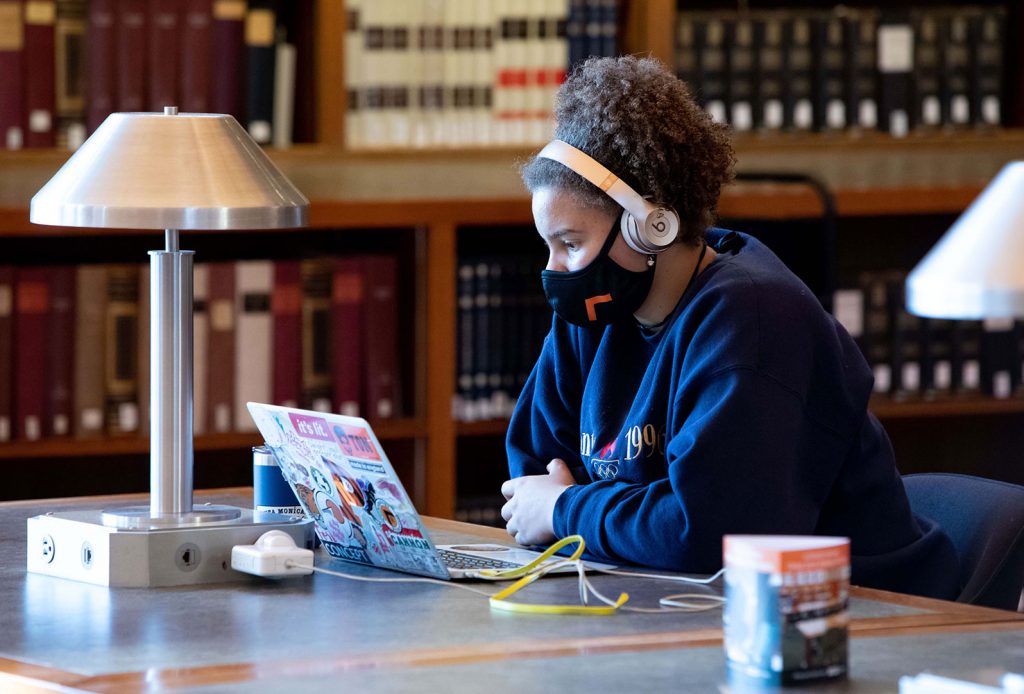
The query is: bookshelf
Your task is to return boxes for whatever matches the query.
[4,0,1024,513]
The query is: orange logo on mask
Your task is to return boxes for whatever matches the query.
[584,294,613,321]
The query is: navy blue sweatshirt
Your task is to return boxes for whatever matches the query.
[507,229,960,600]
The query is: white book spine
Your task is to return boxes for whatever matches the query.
[234,261,274,431]
[272,39,296,149]
[361,0,386,147]
[344,0,364,148]
[193,264,209,436]
[420,0,446,147]
[525,0,546,145]
[492,0,512,145]
[405,0,426,148]
[473,0,496,145]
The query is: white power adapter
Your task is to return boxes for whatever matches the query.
[231,530,314,578]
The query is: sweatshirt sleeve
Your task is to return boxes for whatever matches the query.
[552,366,842,572]
[506,319,587,480]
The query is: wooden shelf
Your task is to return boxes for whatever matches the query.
[452,398,1024,440]
[4,130,1024,235]
[456,419,510,437]
[0,417,425,460]
[869,396,1024,420]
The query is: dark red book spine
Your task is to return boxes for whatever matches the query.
[23,0,56,147]
[0,266,14,441]
[0,0,25,149]
[147,0,179,111]
[272,260,301,408]
[209,0,244,120]
[180,0,211,112]
[116,0,147,112]
[206,261,235,432]
[14,268,49,440]
[363,256,400,420]
[45,266,75,437]
[86,0,116,132]
[332,257,365,417]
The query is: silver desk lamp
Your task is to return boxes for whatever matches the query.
[25,109,315,587]
[907,161,1024,320]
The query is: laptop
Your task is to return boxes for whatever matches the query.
[246,402,612,580]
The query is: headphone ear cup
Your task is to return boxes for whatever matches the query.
[619,212,648,255]
[643,207,680,250]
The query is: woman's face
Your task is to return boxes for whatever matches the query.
[532,187,645,273]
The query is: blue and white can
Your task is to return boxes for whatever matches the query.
[253,445,303,515]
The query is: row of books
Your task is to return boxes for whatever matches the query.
[675,5,1006,136]
[344,0,621,149]
[0,256,402,443]
[454,255,549,422]
[0,0,314,151]
[834,271,1024,400]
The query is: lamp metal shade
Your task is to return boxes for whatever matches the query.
[906,161,1024,319]
[30,112,309,229]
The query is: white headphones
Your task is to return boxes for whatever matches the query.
[536,139,681,255]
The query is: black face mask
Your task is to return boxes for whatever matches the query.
[541,217,655,327]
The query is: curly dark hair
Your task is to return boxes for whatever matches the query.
[521,56,735,245]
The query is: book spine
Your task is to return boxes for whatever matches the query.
[85,0,116,133]
[981,318,1017,399]
[46,265,75,437]
[234,260,273,431]
[877,9,914,137]
[940,9,971,128]
[455,261,474,421]
[783,13,813,131]
[209,0,245,120]
[300,259,332,412]
[343,0,363,148]
[811,11,846,131]
[206,261,235,432]
[0,267,14,441]
[846,9,878,130]
[0,0,24,149]
[727,16,754,132]
[697,15,726,124]
[272,31,296,148]
[332,257,364,416]
[887,273,922,400]
[73,266,106,436]
[271,260,301,409]
[912,9,942,130]
[23,0,56,147]
[922,318,954,398]
[363,256,400,419]
[14,268,48,441]
[472,260,490,419]
[952,320,983,396]
[104,265,140,435]
[859,271,892,396]
[472,0,496,145]
[245,0,276,143]
[180,0,212,113]
[55,0,86,148]
[192,263,208,434]
[970,7,1004,128]
[116,0,147,112]
[755,12,784,131]
[147,0,179,111]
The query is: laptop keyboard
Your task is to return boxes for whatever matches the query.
[438,549,522,570]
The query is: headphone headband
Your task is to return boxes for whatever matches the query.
[536,140,655,223]
[535,140,680,254]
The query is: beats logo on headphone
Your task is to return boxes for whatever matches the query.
[536,139,680,255]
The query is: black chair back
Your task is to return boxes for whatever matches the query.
[903,473,1024,610]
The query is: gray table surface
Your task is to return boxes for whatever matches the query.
[197,628,1024,694]
[2,491,939,684]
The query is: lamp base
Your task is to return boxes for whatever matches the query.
[26,507,315,587]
